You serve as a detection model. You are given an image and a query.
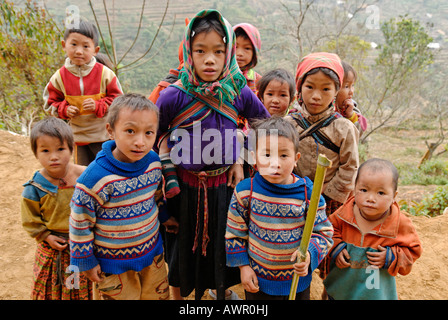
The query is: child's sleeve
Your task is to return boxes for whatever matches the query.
[155,178,170,223]
[94,69,123,118]
[21,185,51,243]
[307,197,334,271]
[239,86,270,121]
[42,71,71,119]
[346,103,368,135]
[324,121,359,204]
[225,188,251,267]
[387,214,422,276]
[69,185,100,272]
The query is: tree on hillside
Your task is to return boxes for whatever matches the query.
[87,0,174,76]
[360,15,434,143]
[278,0,373,60]
[0,0,63,134]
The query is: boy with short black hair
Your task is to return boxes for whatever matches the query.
[225,117,334,300]
[43,19,123,166]
[69,93,178,300]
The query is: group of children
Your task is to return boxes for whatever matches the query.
[20,9,422,301]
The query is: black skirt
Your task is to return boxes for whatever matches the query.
[164,167,240,300]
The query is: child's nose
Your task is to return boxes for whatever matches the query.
[134,134,145,147]
[204,53,215,64]
[50,152,59,161]
[270,157,280,168]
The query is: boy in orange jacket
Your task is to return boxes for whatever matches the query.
[322,158,422,300]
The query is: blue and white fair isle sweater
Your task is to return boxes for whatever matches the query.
[69,140,169,274]
[225,172,334,296]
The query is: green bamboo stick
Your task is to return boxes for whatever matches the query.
[289,154,332,300]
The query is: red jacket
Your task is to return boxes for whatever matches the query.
[43,57,122,143]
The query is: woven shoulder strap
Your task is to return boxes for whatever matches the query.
[172,81,239,126]
[292,113,341,153]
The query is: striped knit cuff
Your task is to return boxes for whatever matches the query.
[383,246,395,269]
[330,242,347,260]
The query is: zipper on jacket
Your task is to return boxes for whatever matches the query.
[79,65,84,96]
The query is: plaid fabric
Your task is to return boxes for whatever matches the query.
[323,194,343,216]
[179,10,246,106]
[295,52,344,94]
[32,240,92,300]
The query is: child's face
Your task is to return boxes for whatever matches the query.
[354,168,398,220]
[106,108,158,163]
[262,79,291,116]
[336,71,355,108]
[191,30,226,82]
[35,135,72,177]
[254,135,300,185]
[235,36,254,69]
[62,32,99,66]
[301,70,338,115]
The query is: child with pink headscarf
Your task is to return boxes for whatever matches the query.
[286,52,359,217]
[233,23,264,133]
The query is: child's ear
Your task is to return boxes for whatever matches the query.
[94,46,100,55]
[61,40,66,50]
[106,123,114,140]
[295,152,301,165]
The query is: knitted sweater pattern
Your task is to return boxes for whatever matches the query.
[225,173,334,296]
[69,140,168,274]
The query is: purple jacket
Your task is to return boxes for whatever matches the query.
[156,85,269,171]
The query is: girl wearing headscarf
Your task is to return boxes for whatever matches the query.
[285,52,359,216]
[233,23,263,133]
[156,9,269,300]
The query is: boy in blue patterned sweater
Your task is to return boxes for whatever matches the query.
[70,93,178,300]
[225,117,333,300]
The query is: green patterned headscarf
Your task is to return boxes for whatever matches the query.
[179,10,246,105]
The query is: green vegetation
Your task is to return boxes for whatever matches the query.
[400,185,448,217]
[397,159,448,186]
[0,1,64,134]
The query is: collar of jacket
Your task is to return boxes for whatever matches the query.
[336,196,400,238]
[300,104,334,123]
[64,57,97,77]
